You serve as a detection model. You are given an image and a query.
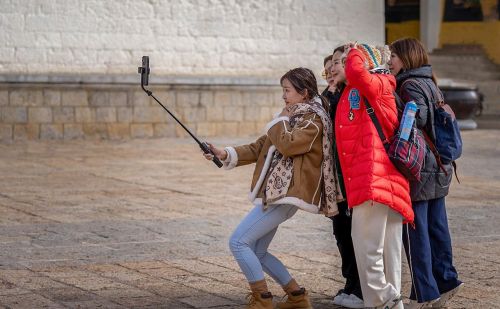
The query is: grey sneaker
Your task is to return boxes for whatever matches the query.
[333,292,348,306]
[341,293,364,308]
[432,283,464,308]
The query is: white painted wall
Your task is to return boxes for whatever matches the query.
[0,0,384,78]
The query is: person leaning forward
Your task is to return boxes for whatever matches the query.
[203,67,341,309]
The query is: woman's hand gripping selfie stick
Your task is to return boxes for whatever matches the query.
[138,56,223,168]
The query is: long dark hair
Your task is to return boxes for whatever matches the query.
[390,37,437,84]
[280,67,329,112]
[333,45,345,55]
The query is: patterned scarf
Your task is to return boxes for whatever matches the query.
[370,67,391,75]
[263,96,341,216]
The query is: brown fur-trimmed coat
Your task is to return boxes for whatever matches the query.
[224,112,334,215]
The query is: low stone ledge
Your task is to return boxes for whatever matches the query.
[0,76,286,142]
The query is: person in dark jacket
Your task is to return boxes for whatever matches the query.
[388,37,463,309]
[322,49,363,309]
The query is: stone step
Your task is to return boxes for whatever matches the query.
[431,63,496,73]
[475,114,500,129]
[432,65,499,77]
[434,69,500,81]
[429,45,500,81]
[429,56,495,69]
[430,53,491,61]
[477,80,500,115]
[429,44,500,116]
[431,44,487,55]
[477,80,500,94]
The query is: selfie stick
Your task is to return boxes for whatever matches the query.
[138,56,223,168]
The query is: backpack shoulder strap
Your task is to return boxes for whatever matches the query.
[421,131,447,175]
[400,78,417,90]
[401,78,430,100]
[402,78,443,107]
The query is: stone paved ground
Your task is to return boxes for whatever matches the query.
[0,130,499,308]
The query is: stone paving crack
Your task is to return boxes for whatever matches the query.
[0,193,62,223]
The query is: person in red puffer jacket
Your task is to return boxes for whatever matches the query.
[330,42,414,309]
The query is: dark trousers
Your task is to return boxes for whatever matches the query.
[403,197,462,302]
[330,201,363,299]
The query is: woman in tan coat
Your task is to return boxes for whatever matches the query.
[204,68,340,309]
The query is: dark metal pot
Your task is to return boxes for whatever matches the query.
[438,79,484,129]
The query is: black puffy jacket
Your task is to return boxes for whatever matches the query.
[396,65,453,202]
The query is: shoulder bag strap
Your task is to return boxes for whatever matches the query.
[363,97,390,149]
[421,130,448,175]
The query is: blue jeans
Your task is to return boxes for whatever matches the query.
[403,197,462,302]
[229,204,298,285]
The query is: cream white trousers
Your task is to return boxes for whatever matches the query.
[351,201,403,308]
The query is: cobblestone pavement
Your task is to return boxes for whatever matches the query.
[0,130,499,308]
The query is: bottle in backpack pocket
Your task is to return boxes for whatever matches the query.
[399,101,418,141]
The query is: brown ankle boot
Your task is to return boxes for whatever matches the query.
[276,288,313,309]
[246,291,274,309]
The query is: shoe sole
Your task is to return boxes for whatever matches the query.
[382,295,403,309]
[340,298,364,309]
[340,304,365,309]
[432,283,464,308]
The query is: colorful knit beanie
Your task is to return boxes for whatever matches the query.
[357,43,387,70]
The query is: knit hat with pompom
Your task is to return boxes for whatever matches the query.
[357,44,390,70]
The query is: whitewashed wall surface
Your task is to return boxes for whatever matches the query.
[0,0,384,142]
[0,0,384,78]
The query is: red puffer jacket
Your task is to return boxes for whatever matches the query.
[334,49,413,223]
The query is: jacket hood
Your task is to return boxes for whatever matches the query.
[395,65,433,84]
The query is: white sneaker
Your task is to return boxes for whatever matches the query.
[341,293,364,308]
[432,283,464,308]
[333,292,348,305]
[377,294,403,309]
[404,298,439,309]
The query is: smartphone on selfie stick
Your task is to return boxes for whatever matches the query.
[138,56,223,168]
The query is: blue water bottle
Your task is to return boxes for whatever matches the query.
[399,101,418,141]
